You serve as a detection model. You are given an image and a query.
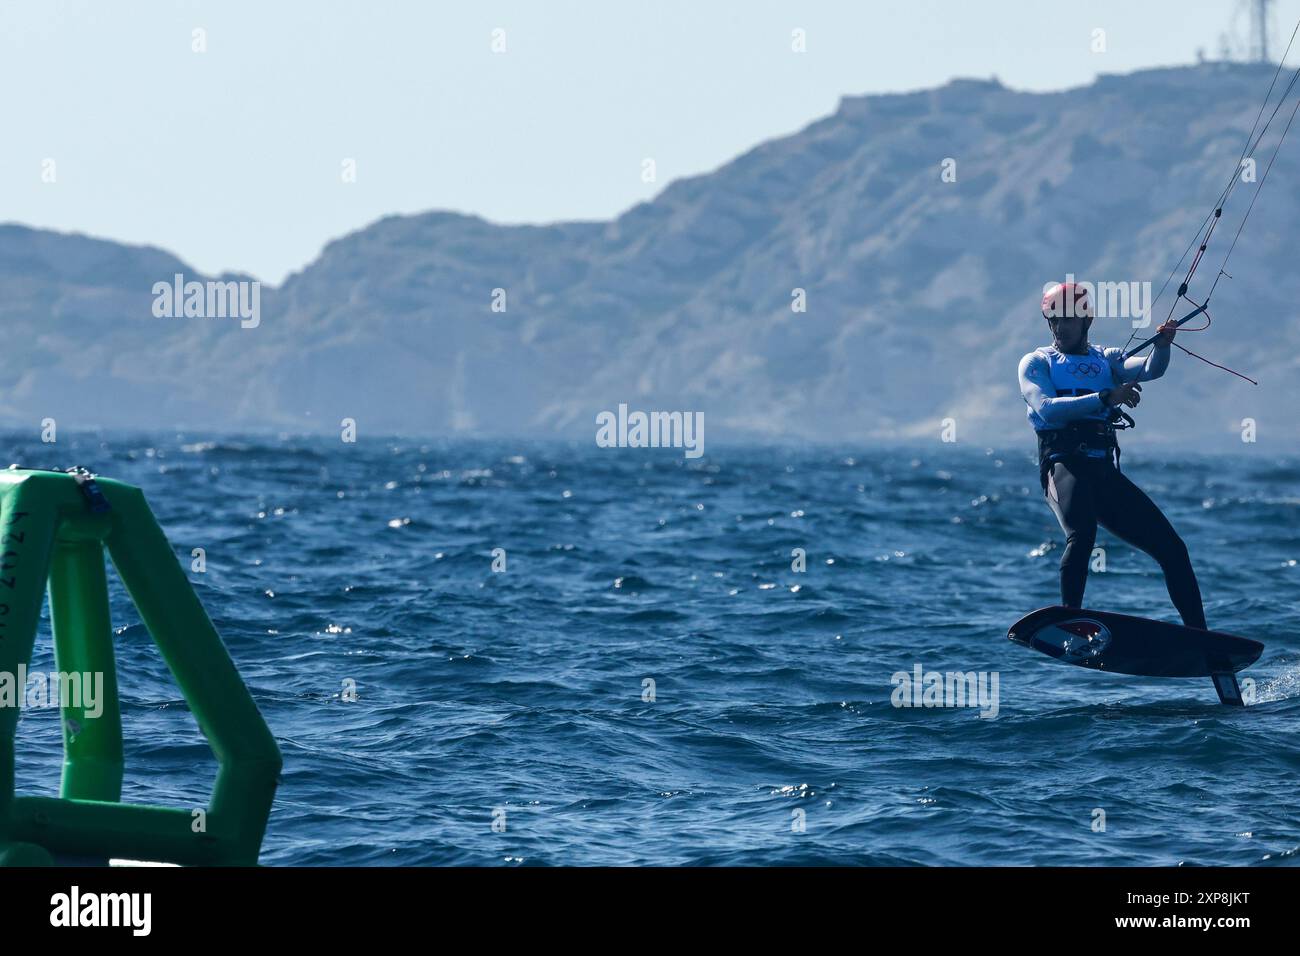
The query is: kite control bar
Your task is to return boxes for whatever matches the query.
[1120,301,1207,361]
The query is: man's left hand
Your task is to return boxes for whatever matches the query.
[1155,320,1178,346]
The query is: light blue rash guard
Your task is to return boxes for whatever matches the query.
[1018,342,1171,444]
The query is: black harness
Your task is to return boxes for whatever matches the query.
[1037,411,1134,491]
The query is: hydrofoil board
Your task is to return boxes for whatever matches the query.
[1007,606,1263,706]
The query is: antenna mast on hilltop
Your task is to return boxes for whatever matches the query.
[1250,0,1275,62]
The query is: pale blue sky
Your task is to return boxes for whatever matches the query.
[2,0,1297,284]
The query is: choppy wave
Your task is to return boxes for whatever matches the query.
[8,433,1300,865]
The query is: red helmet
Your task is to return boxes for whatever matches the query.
[1041,281,1092,321]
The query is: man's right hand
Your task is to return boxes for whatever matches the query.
[1101,381,1142,409]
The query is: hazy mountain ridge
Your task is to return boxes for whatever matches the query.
[3,62,1297,450]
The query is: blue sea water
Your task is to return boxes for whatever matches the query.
[8,432,1300,866]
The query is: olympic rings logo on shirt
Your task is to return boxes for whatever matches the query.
[1065,362,1102,377]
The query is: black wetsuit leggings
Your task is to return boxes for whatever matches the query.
[1045,456,1207,629]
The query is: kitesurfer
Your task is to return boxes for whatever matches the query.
[1018,281,1207,630]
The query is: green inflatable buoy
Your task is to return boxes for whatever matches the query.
[0,467,281,866]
